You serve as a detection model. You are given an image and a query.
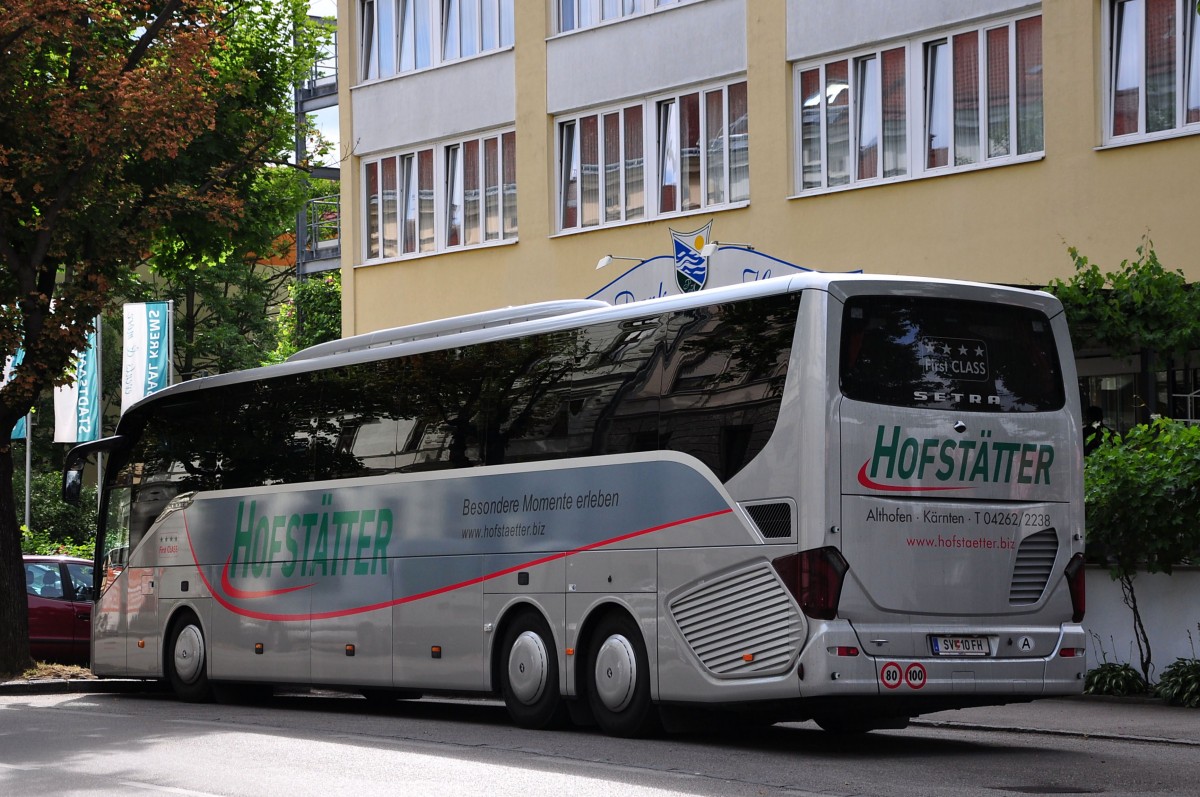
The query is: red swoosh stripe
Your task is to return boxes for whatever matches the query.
[856,461,971,493]
[185,507,733,622]
[220,557,315,599]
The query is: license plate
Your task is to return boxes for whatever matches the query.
[931,635,990,656]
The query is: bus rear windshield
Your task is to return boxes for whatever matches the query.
[840,295,1065,412]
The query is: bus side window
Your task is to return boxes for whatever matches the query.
[660,294,799,481]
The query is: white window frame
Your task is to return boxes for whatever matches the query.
[792,12,1044,196]
[1103,0,1200,144]
[361,129,517,263]
[555,78,748,234]
[554,0,697,35]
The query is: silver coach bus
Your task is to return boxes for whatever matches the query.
[65,273,1087,736]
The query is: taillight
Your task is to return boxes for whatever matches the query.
[773,547,850,620]
[1064,552,1086,623]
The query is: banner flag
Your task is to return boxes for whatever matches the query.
[3,349,26,440]
[121,301,173,413]
[53,324,100,444]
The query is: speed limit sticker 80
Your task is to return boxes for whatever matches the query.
[880,661,926,690]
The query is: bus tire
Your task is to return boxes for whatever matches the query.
[586,613,659,738]
[166,612,212,703]
[499,611,567,729]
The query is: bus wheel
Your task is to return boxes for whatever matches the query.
[586,613,659,738]
[167,613,212,703]
[500,612,567,729]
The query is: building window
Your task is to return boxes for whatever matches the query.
[557,80,746,232]
[795,13,1042,193]
[443,0,514,62]
[556,0,691,34]
[399,0,433,71]
[363,131,516,261]
[360,0,511,80]
[1108,0,1200,141]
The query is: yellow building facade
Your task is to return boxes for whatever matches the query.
[337,0,1200,425]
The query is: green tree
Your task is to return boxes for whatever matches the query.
[1084,419,1200,685]
[0,0,326,678]
[17,470,97,558]
[134,0,336,378]
[267,269,342,363]
[1047,240,1200,421]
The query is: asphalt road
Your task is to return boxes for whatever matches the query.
[1,690,1195,796]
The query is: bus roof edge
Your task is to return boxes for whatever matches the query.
[287,299,611,362]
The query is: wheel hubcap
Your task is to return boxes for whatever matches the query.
[507,630,548,705]
[593,633,636,712]
[174,625,204,684]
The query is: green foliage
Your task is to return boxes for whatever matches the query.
[0,0,328,679]
[267,271,342,364]
[1084,419,1200,578]
[135,225,293,378]
[1084,662,1150,697]
[1156,657,1200,708]
[1047,239,1200,360]
[15,471,97,556]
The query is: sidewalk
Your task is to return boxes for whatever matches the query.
[914,696,1200,745]
[2,677,1197,744]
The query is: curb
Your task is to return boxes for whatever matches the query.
[910,718,1200,747]
[0,678,152,696]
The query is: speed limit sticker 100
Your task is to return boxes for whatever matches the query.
[879,661,926,690]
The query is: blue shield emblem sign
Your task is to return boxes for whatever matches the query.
[671,222,712,293]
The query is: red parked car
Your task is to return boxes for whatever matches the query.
[24,554,93,664]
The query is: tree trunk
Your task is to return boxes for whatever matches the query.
[1119,572,1154,688]
[183,286,196,379]
[1140,348,1158,423]
[0,442,34,678]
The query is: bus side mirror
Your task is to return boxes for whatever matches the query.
[61,435,125,505]
[63,468,84,505]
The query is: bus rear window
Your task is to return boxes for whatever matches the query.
[840,295,1065,412]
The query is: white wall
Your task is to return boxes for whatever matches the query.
[1084,567,1200,674]
[351,49,516,156]
[786,0,1037,60]
[546,0,746,114]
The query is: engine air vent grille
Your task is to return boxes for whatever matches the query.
[1009,528,1059,605]
[669,564,799,677]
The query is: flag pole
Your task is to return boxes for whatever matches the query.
[95,314,103,512]
[23,412,31,530]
